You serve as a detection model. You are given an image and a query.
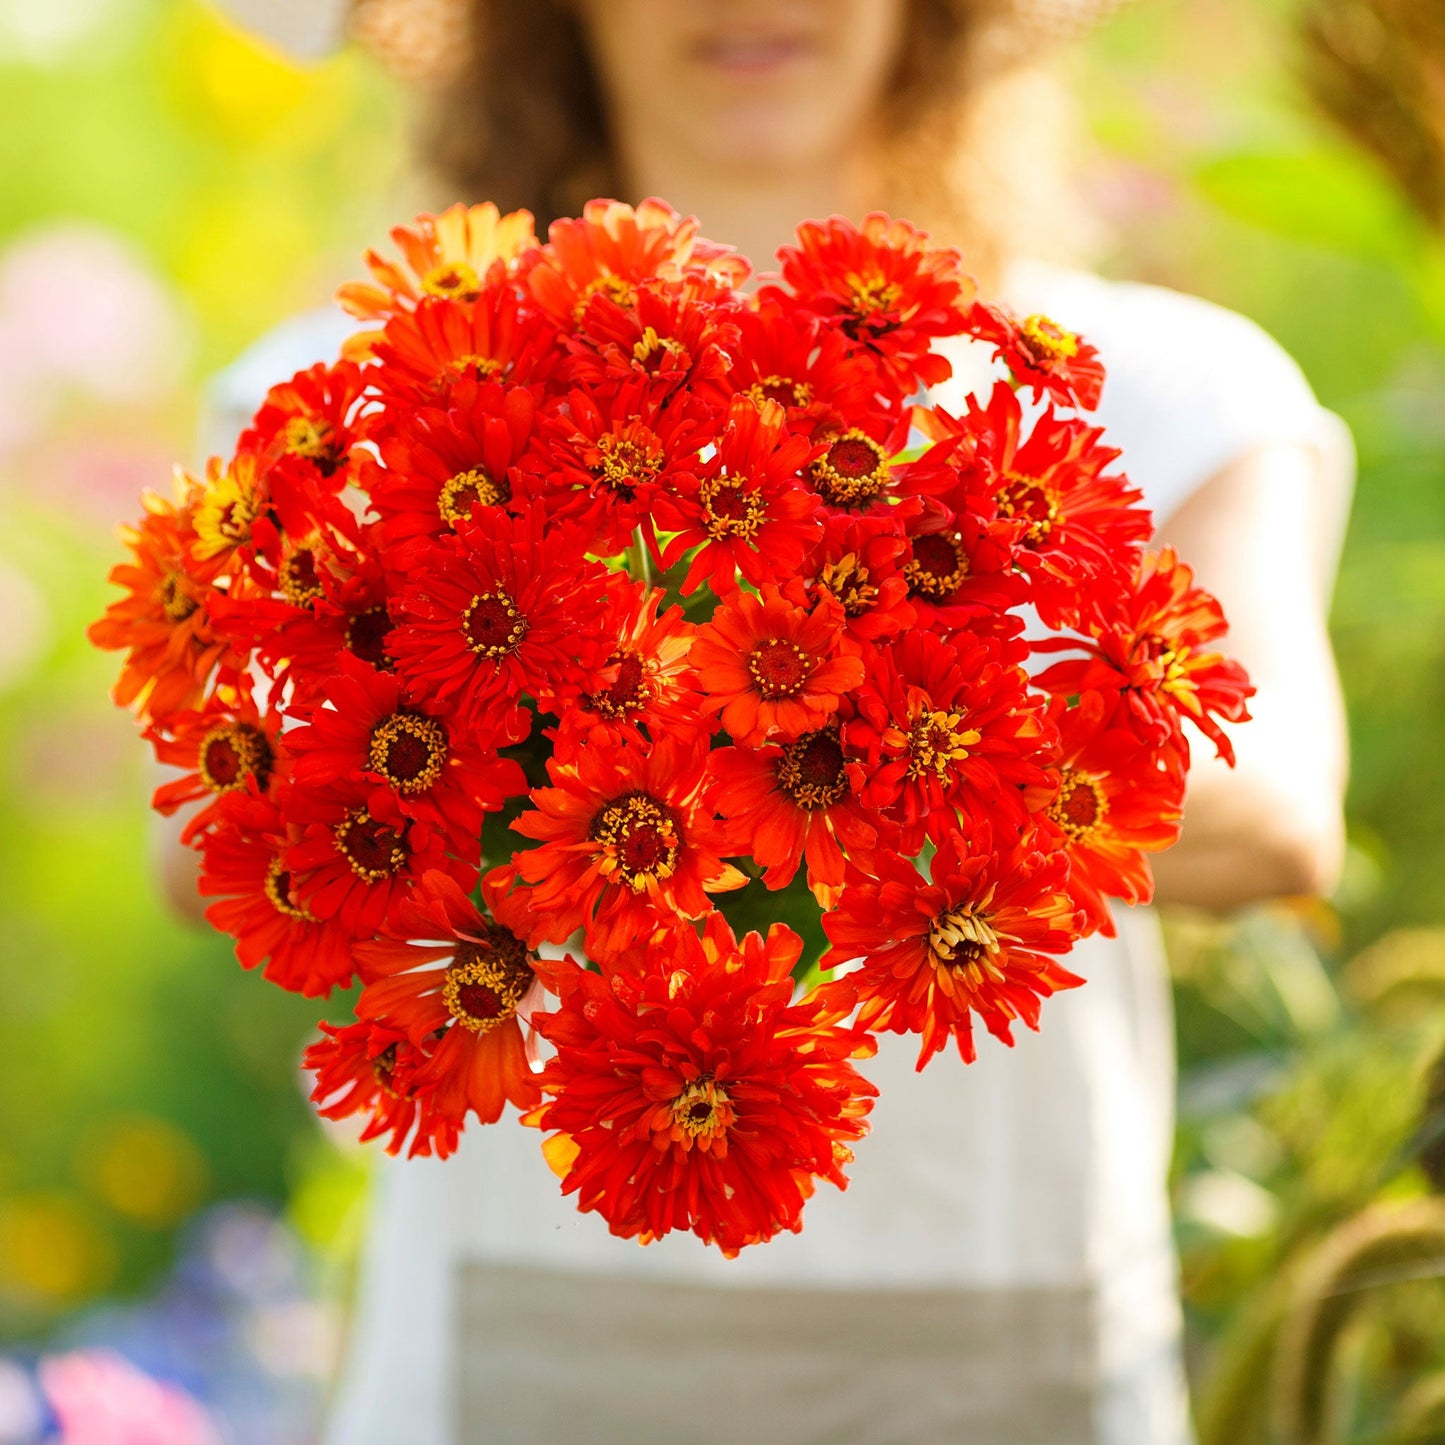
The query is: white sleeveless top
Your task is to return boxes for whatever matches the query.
[209,260,1353,1445]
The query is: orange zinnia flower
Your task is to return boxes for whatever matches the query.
[690,585,864,745]
[87,490,235,724]
[821,826,1084,1068]
[527,912,876,1255]
[337,201,538,344]
[508,733,746,964]
[354,869,542,1126]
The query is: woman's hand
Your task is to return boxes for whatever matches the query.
[1149,440,1350,911]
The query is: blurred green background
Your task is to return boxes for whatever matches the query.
[0,0,1442,1439]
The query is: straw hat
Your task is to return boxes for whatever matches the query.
[209,0,1131,81]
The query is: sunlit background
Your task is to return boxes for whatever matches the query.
[1,0,1442,1440]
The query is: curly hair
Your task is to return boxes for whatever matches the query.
[403,0,1091,279]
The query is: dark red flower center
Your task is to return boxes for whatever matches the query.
[589,790,682,890]
[702,478,765,540]
[811,431,890,508]
[198,722,272,793]
[777,729,848,810]
[669,1075,734,1142]
[264,855,313,921]
[1049,768,1107,842]
[748,374,812,410]
[444,930,533,1034]
[588,649,652,718]
[279,546,325,609]
[747,637,814,699]
[346,605,394,669]
[905,532,970,601]
[463,589,528,658]
[368,713,448,792]
[997,473,1061,545]
[334,809,410,883]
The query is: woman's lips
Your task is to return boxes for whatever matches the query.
[691,32,817,77]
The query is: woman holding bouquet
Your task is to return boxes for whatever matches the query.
[193,1,1353,1441]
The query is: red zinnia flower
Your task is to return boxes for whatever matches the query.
[239,360,369,489]
[1034,546,1254,764]
[285,652,526,859]
[845,628,1050,852]
[1041,696,1184,936]
[147,686,283,844]
[654,395,821,596]
[787,513,916,650]
[527,912,876,1255]
[690,585,865,746]
[709,725,882,904]
[560,574,703,746]
[767,212,975,394]
[366,378,546,553]
[354,869,542,1125]
[304,1019,459,1159]
[509,733,746,964]
[387,506,610,745]
[966,300,1105,410]
[198,793,355,997]
[821,827,1084,1068]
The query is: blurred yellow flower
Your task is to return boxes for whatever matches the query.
[0,1193,115,1305]
[75,1115,209,1227]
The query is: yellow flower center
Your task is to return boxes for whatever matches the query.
[811,430,891,509]
[819,552,878,617]
[997,473,1061,545]
[462,589,528,658]
[197,721,272,794]
[747,638,814,699]
[438,467,506,525]
[589,791,681,891]
[368,713,448,793]
[776,729,848,810]
[670,1076,734,1141]
[700,476,765,541]
[905,532,970,601]
[928,906,1005,986]
[279,545,325,609]
[747,374,812,410]
[632,326,686,370]
[590,428,663,499]
[421,260,481,300]
[264,856,313,922]
[334,809,409,883]
[907,708,982,779]
[1018,313,1079,364]
[1049,768,1108,844]
[442,933,533,1034]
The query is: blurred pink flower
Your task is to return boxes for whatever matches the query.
[38,1350,221,1445]
[0,224,191,455]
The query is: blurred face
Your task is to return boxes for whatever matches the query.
[572,0,911,173]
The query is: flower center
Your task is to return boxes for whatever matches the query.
[587,649,652,719]
[589,426,664,499]
[576,272,637,318]
[928,906,1004,983]
[346,605,393,668]
[438,467,507,524]
[197,722,272,793]
[264,855,313,921]
[279,546,325,609]
[811,431,891,508]
[1049,767,1108,843]
[632,326,687,370]
[748,374,812,410]
[818,552,877,617]
[1018,313,1079,366]
[371,1043,409,1100]
[589,790,682,891]
[195,476,262,556]
[283,416,344,475]
[442,931,533,1034]
[907,708,982,778]
[776,729,848,810]
[670,1076,734,1141]
[700,476,765,540]
[905,532,970,601]
[421,260,481,300]
[159,572,198,623]
[747,637,813,700]
[997,473,1061,545]
[368,713,448,792]
[446,353,503,383]
[845,273,903,334]
[334,809,410,883]
[462,589,528,658]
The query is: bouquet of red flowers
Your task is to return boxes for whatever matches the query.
[90,199,1252,1256]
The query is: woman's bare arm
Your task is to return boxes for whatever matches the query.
[1149,440,1349,911]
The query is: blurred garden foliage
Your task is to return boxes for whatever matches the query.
[0,0,1442,1439]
